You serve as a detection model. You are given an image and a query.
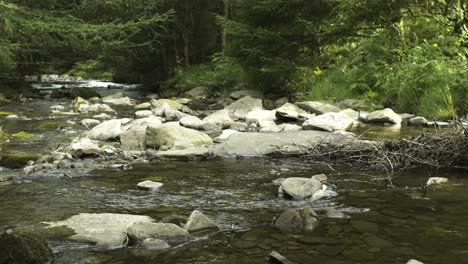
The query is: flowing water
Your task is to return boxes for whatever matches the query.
[0,92,467,264]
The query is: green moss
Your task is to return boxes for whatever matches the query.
[0,111,16,117]
[12,131,36,140]
[39,122,66,130]
[0,153,42,168]
[0,230,52,264]
[0,127,9,142]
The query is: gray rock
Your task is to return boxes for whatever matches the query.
[45,213,154,249]
[132,116,162,127]
[274,97,289,108]
[279,177,322,200]
[151,99,184,111]
[135,110,153,118]
[134,102,151,110]
[295,101,341,115]
[93,113,112,120]
[145,93,159,100]
[137,180,163,191]
[184,210,218,232]
[300,206,319,231]
[185,86,208,98]
[146,122,213,150]
[175,98,192,105]
[427,121,450,127]
[155,147,210,160]
[214,129,240,143]
[71,138,101,157]
[81,118,101,128]
[426,177,448,186]
[142,238,170,250]
[275,209,303,231]
[276,103,308,120]
[259,125,282,133]
[88,120,121,141]
[278,123,302,132]
[225,96,263,120]
[87,103,115,113]
[302,113,354,132]
[245,109,277,124]
[120,125,147,151]
[102,92,134,106]
[164,107,188,121]
[72,97,89,109]
[203,109,233,129]
[311,186,339,202]
[180,116,204,130]
[211,131,370,158]
[400,113,415,120]
[366,108,402,124]
[50,105,65,111]
[311,174,328,182]
[230,89,263,99]
[127,222,191,246]
[229,121,248,132]
[325,209,350,219]
[339,108,360,120]
[409,116,428,126]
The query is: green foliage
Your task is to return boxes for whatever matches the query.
[67,60,113,80]
[165,54,246,97]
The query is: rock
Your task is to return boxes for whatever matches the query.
[0,230,52,264]
[225,96,263,120]
[278,124,302,132]
[358,111,369,122]
[135,110,153,118]
[339,108,360,120]
[279,177,322,200]
[50,105,65,111]
[137,180,163,191]
[120,125,147,151]
[151,99,184,111]
[132,116,162,127]
[311,174,328,182]
[274,97,289,108]
[102,92,134,106]
[258,120,276,128]
[214,129,240,143]
[160,215,188,227]
[245,110,277,124]
[211,131,369,158]
[300,206,319,231]
[366,108,402,124]
[203,109,233,129]
[118,118,133,125]
[275,209,303,231]
[127,222,191,246]
[93,113,112,120]
[302,113,354,132]
[45,213,155,249]
[180,116,204,130]
[260,126,282,133]
[81,119,101,128]
[72,96,89,109]
[208,101,226,110]
[310,185,338,202]
[230,121,248,132]
[230,89,263,99]
[175,98,191,105]
[154,147,210,160]
[142,238,170,250]
[164,107,188,121]
[88,120,121,141]
[295,101,341,115]
[185,86,208,98]
[87,103,115,113]
[276,103,308,120]
[71,138,101,157]
[407,259,424,264]
[409,116,428,126]
[325,209,350,219]
[184,210,218,232]
[134,102,152,110]
[146,93,159,100]
[426,177,448,186]
[427,121,450,127]
[263,99,275,110]
[146,122,213,150]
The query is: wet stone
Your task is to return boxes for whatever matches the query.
[350,220,379,233]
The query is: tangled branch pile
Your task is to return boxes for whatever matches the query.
[305,126,468,175]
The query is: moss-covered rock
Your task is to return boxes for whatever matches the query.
[39,122,66,130]
[0,229,52,264]
[0,127,10,142]
[0,153,42,168]
[0,111,16,118]
[12,131,36,140]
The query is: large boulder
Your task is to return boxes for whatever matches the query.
[88,120,122,141]
[210,131,363,158]
[102,92,134,106]
[279,177,322,200]
[120,125,147,151]
[275,209,303,232]
[202,109,233,129]
[164,107,188,121]
[230,89,264,100]
[153,147,210,160]
[71,138,102,157]
[127,222,191,246]
[225,96,263,120]
[366,108,402,124]
[276,103,309,120]
[146,122,212,150]
[184,210,218,232]
[135,110,153,118]
[72,96,89,109]
[180,116,204,130]
[0,230,52,264]
[245,110,277,124]
[302,113,354,132]
[409,116,428,126]
[214,129,240,143]
[45,213,155,249]
[295,101,341,115]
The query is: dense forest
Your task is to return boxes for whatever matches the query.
[0,0,467,119]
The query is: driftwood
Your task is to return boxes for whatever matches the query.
[303,123,468,182]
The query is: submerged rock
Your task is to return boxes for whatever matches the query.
[426,177,448,186]
[137,180,163,191]
[275,209,303,232]
[45,213,155,249]
[0,229,52,264]
[127,222,191,246]
[184,210,218,232]
[279,177,322,200]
